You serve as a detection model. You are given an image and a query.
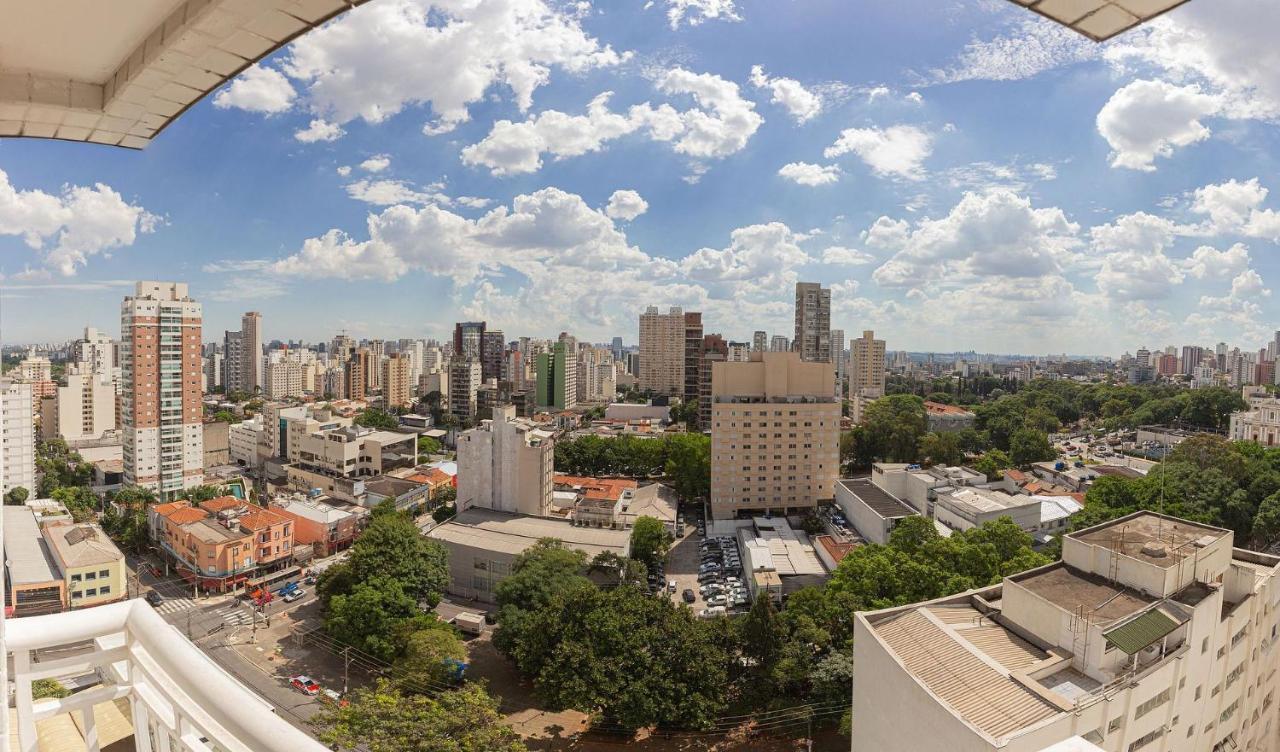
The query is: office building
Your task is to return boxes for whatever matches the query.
[222,329,243,392]
[639,305,685,396]
[535,340,576,410]
[709,352,839,520]
[794,282,831,363]
[456,404,555,517]
[120,281,204,498]
[771,335,791,352]
[449,359,483,422]
[853,512,1280,752]
[1,380,36,498]
[40,369,116,442]
[204,349,223,391]
[481,329,505,382]
[383,352,414,409]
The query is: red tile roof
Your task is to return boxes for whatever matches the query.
[924,401,975,416]
[198,496,246,513]
[239,508,290,530]
[815,534,856,565]
[554,474,637,502]
[164,507,209,525]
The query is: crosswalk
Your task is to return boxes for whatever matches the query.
[153,597,198,616]
[206,602,256,626]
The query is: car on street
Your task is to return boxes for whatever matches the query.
[282,588,306,603]
[144,591,164,607]
[290,675,320,696]
[682,589,696,603]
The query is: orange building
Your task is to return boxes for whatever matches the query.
[239,508,294,566]
[150,498,294,591]
[269,496,357,557]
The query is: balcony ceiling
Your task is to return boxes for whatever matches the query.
[0,0,367,148]
[1010,0,1192,42]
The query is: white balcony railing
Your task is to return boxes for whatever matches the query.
[4,599,327,752]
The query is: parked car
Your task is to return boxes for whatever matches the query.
[144,591,164,607]
[282,588,306,603]
[706,595,728,606]
[682,589,696,603]
[290,676,320,696]
[700,606,727,617]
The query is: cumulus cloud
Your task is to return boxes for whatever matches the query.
[661,0,741,29]
[1182,243,1250,279]
[777,162,841,186]
[1189,178,1280,239]
[749,65,822,123]
[821,246,874,265]
[276,0,626,137]
[336,166,352,177]
[360,155,391,173]
[0,168,158,276]
[461,69,762,175]
[1096,80,1220,171]
[344,179,448,206]
[295,119,345,143]
[824,125,932,180]
[605,190,648,221]
[1095,250,1185,301]
[212,65,296,114]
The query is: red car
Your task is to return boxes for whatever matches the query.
[289,675,320,696]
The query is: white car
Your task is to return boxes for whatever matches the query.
[700,606,727,617]
[706,594,728,606]
[667,580,677,593]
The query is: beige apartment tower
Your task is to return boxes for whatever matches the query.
[850,330,886,399]
[709,352,839,520]
[794,282,831,363]
[382,352,413,409]
[121,281,204,498]
[639,305,685,396]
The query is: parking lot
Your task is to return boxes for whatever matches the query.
[665,515,749,617]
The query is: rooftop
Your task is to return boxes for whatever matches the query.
[2,506,62,586]
[271,496,352,523]
[924,401,976,416]
[1069,511,1229,568]
[1013,563,1153,625]
[429,507,631,559]
[939,487,1038,514]
[183,517,249,544]
[838,477,916,519]
[42,521,124,570]
[238,508,290,530]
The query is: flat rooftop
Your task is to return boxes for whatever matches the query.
[1070,512,1228,568]
[1013,564,1153,625]
[429,507,631,559]
[940,487,1037,514]
[3,506,62,586]
[838,478,915,519]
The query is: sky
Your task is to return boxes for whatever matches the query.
[2,0,1280,356]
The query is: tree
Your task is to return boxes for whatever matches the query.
[1252,492,1280,547]
[972,449,1012,480]
[210,410,238,424]
[325,576,420,661]
[347,513,450,607]
[669,398,698,428]
[51,485,99,522]
[417,435,442,455]
[397,622,468,690]
[5,486,29,505]
[313,681,526,752]
[861,395,927,463]
[510,585,727,730]
[31,679,69,700]
[494,540,592,655]
[738,595,785,678]
[356,408,401,430]
[918,432,964,467]
[628,516,672,571]
[664,433,710,500]
[1009,428,1054,468]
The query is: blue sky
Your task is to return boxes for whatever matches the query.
[3,0,1280,356]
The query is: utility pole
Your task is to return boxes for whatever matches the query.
[342,646,351,694]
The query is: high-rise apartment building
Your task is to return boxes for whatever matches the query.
[850,330,886,400]
[709,352,839,520]
[40,369,116,442]
[330,333,355,365]
[0,380,36,498]
[753,330,768,352]
[453,321,486,361]
[699,334,728,430]
[1181,345,1206,376]
[121,281,203,498]
[481,330,505,382]
[771,335,790,352]
[853,512,1280,752]
[611,336,625,362]
[727,341,751,362]
[366,338,384,389]
[222,329,243,392]
[639,306,685,396]
[265,359,305,400]
[344,348,369,400]
[449,359,483,423]
[793,282,831,363]
[456,404,554,517]
[72,326,116,375]
[831,327,846,396]
[535,340,577,411]
[241,311,262,393]
[204,349,223,391]
[684,311,704,408]
[577,348,616,403]
[382,352,413,409]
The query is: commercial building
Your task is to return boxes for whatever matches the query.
[453,321,486,362]
[457,405,555,517]
[852,512,1280,752]
[639,305,685,396]
[284,423,417,494]
[737,516,829,602]
[794,282,831,363]
[120,281,204,499]
[383,352,413,409]
[933,486,1043,533]
[535,340,577,411]
[150,498,294,591]
[709,352,840,520]
[427,507,629,602]
[1,380,37,498]
[835,477,917,544]
[229,414,266,469]
[481,329,505,383]
[3,506,67,616]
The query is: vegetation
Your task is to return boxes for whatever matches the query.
[313,680,526,752]
[417,435,442,455]
[36,439,92,497]
[31,679,70,700]
[208,409,239,423]
[356,407,401,430]
[4,486,29,505]
[669,398,698,428]
[101,486,157,552]
[628,516,672,572]
[554,433,711,500]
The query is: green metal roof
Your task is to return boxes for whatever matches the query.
[1103,609,1180,655]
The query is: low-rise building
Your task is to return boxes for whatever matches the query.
[427,507,630,602]
[852,512,1280,752]
[43,520,126,609]
[3,506,67,616]
[871,462,986,515]
[150,499,292,591]
[834,477,917,544]
[933,486,1043,534]
[924,400,977,433]
[737,516,828,602]
[270,494,357,557]
[457,404,554,517]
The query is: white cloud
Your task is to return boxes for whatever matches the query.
[1095,250,1185,301]
[662,0,740,29]
[279,0,626,137]
[749,65,822,123]
[821,246,874,266]
[778,162,841,187]
[212,65,296,114]
[1189,178,1280,239]
[605,190,649,221]
[336,166,352,177]
[461,69,762,175]
[927,16,1100,84]
[824,125,932,180]
[344,179,447,206]
[294,119,345,143]
[1096,79,1220,171]
[1089,212,1177,256]
[1182,243,1250,279]
[360,155,391,173]
[941,160,1060,194]
[0,168,158,275]
[869,190,1080,287]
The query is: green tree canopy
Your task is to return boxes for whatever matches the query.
[346,512,450,607]
[664,433,710,500]
[397,622,468,691]
[325,576,421,661]
[628,516,672,570]
[1009,428,1055,468]
[918,431,965,467]
[494,539,592,655]
[356,408,401,430]
[861,395,927,463]
[4,486,30,505]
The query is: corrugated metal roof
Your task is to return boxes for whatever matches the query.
[1103,609,1180,655]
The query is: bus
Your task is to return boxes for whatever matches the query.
[244,566,303,604]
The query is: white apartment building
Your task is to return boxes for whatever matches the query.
[457,404,555,517]
[15,354,52,382]
[853,511,1280,752]
[39,369,116,442]
[1230,390,1280,447]
[1,380,36,497]
[639,305,685,396]
[850,329,886,399]
[72,326,116,376]
[120,281,204,498]
[265,358,305,400]
[229,415,266,469]
[577,349,617,403]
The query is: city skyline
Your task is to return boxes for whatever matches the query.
[2,0,1279,356]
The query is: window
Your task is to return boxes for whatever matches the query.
[1127,728,1164,752]
[85,588,97,597]
[100,586,111,595]
[1196,685,1203,700]
[1135,688,1170,719]
[1108,716,1124,733]
[71,574,82,582]
[85,571,97,580]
